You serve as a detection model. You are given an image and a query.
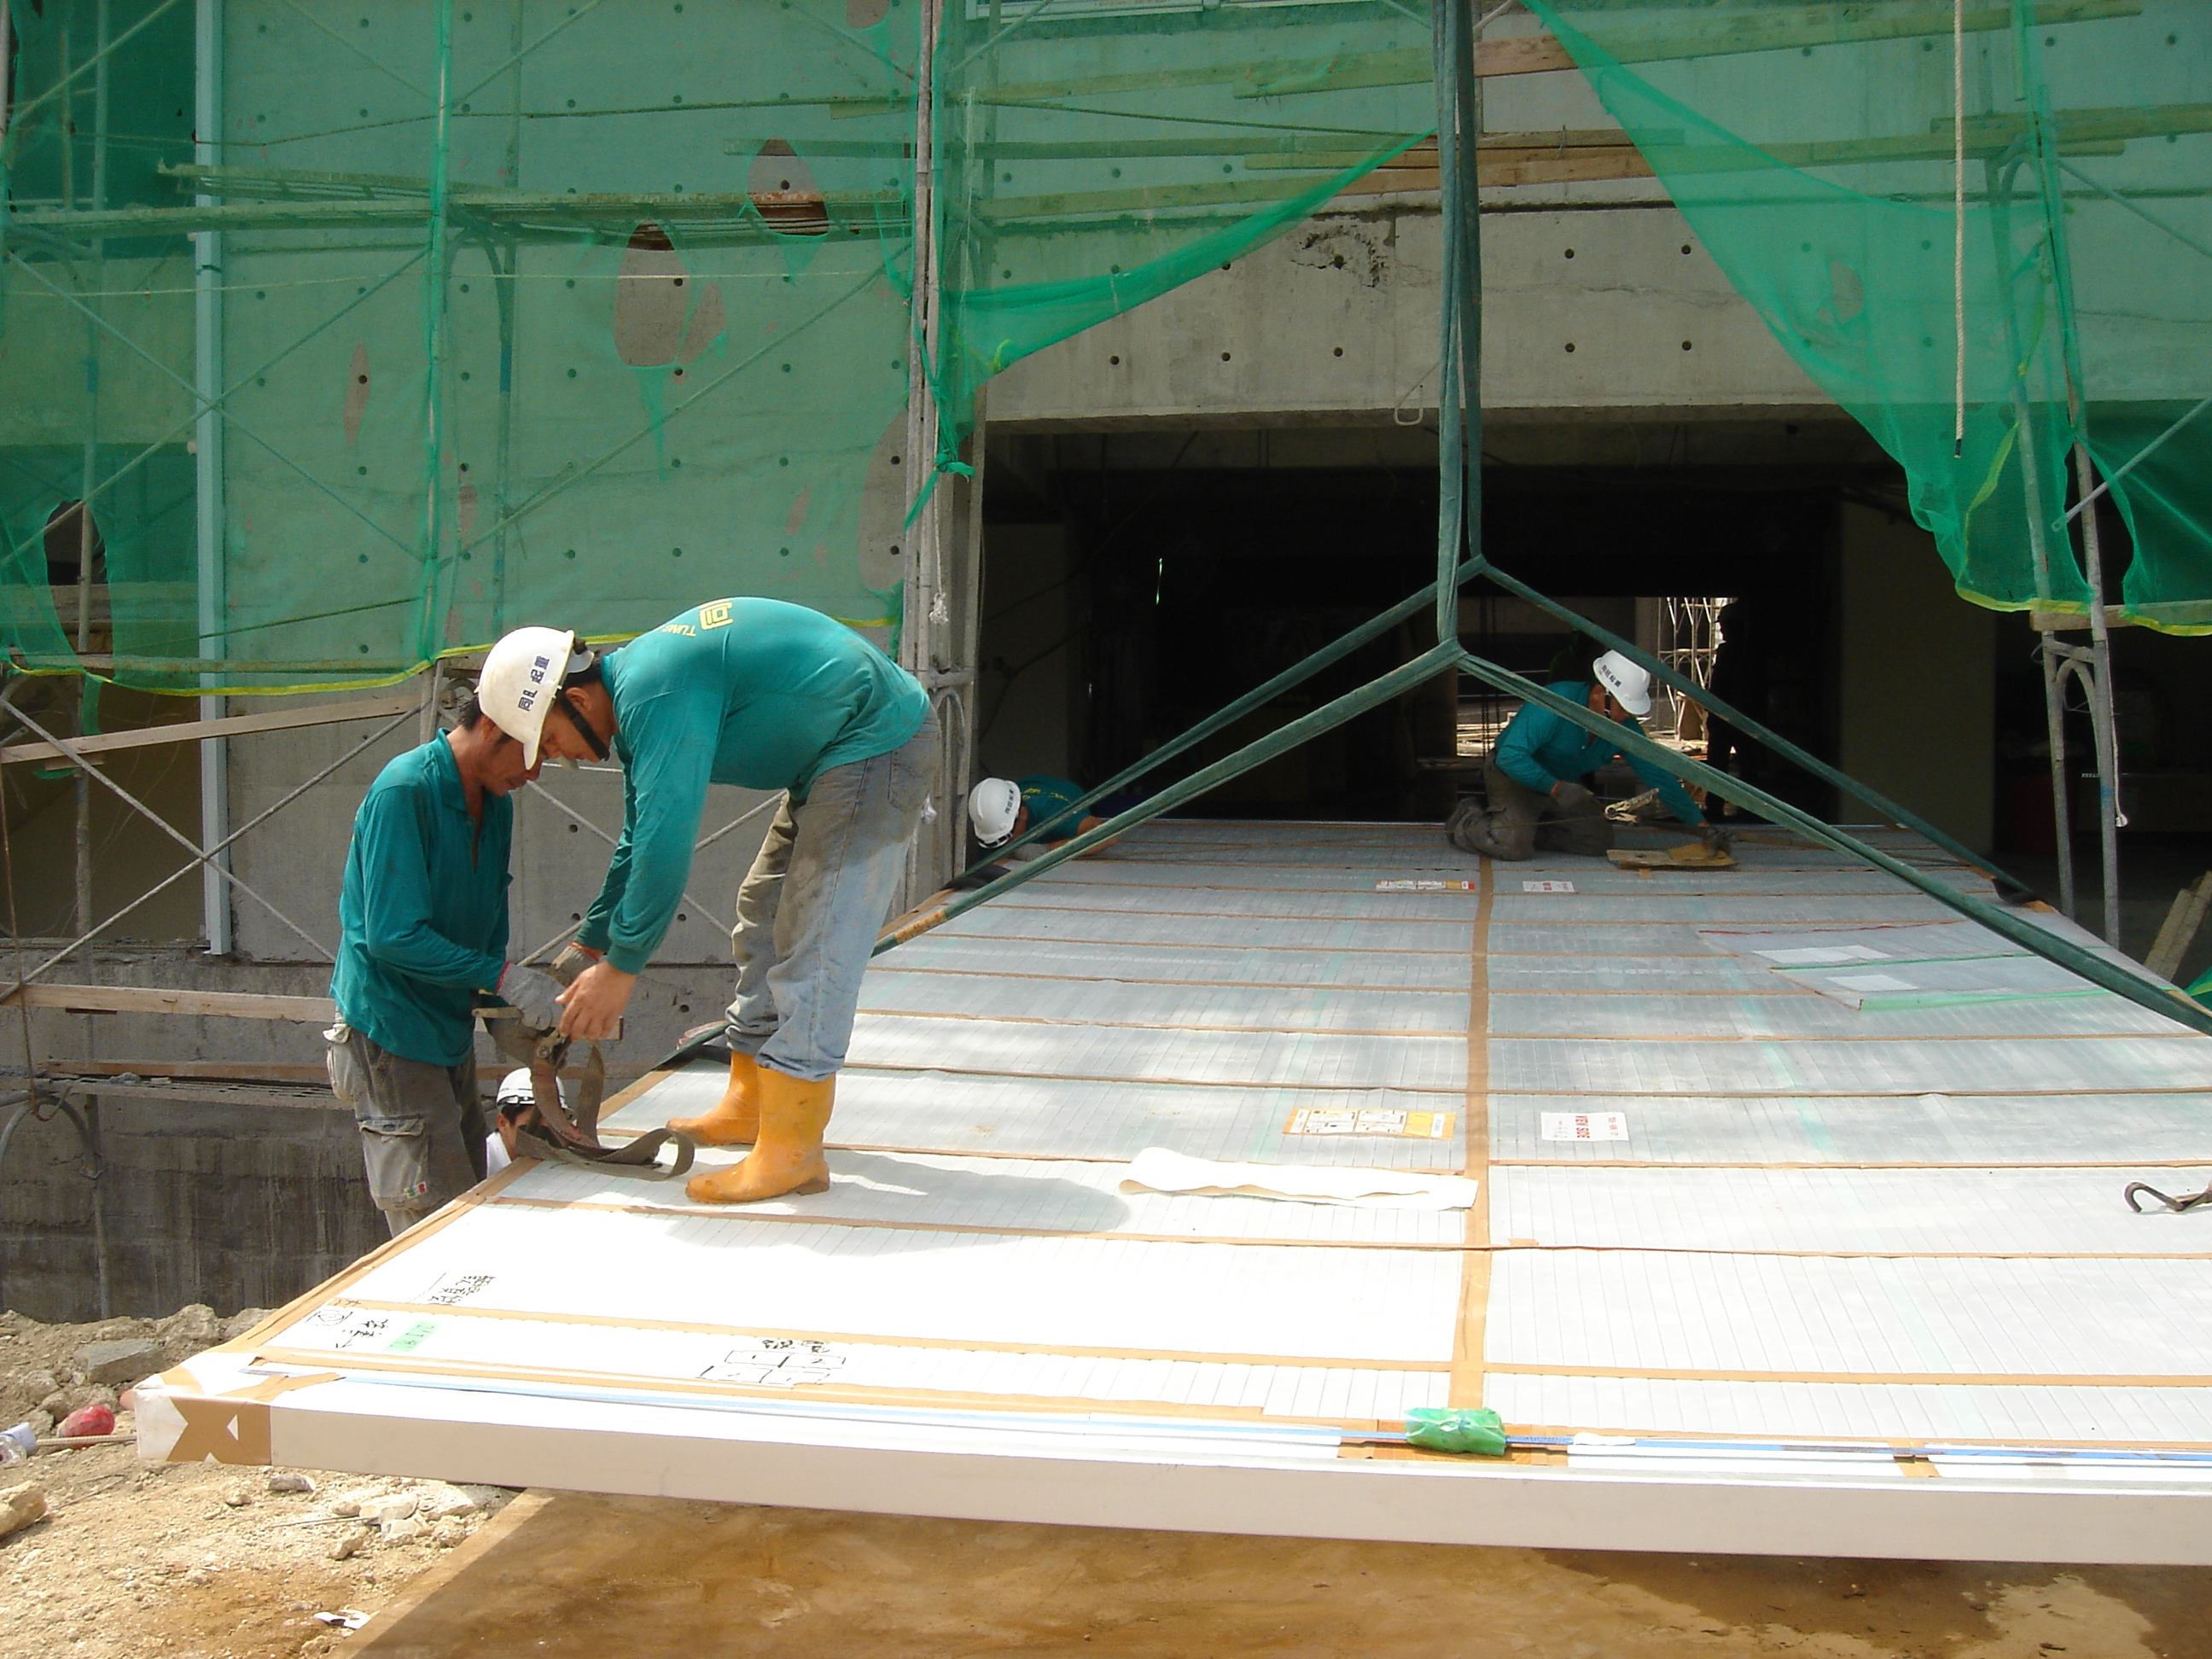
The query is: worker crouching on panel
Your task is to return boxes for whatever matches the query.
[1447,651,1704,860]
[476,599,934,1206]
[967,773,1115,859]
[327,696,565,1234]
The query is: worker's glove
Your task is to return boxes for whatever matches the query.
[496,963,566,1031]
[549,941,602,988]
[1549,780,1598,818]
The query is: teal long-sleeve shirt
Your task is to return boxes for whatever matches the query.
[1493,680,1704,826]
[330,735,512,1067]
[578,598,928,975]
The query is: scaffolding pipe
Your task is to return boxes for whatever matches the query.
[195,0,232,954]
[1452,651,2212,1039]
[1469,562,2026,893]
[2074,442,2124,946]
[881,642,1465,952]
[978,556,1480,857]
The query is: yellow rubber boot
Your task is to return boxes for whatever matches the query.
[667,1052,761,1147]
[684,1068,834,1204]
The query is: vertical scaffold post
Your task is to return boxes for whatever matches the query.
[1433,0,1482,632]
[195,0,232,954]
[416,0,457,668]
[899,0,958,903]
[2073,442,2124,946]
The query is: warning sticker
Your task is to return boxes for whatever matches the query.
[701,1337,848,1389]
[1540,1111,1629,1143]
[1284,1108,1456,1139]
[1375,879,1478,892]
[1522,881,1575,894]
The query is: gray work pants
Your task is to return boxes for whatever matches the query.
[723,713,937,1081]
[1447,760,1613,861]
[325,1023,486,1236]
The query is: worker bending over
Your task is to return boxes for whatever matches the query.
[327,698,567,1233]
[967,773,1112,859]
[477,598,934,1206]
[1447,650,1703,860]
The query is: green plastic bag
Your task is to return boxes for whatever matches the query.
[1404,1407,1508,1458]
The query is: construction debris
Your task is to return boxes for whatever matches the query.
[0,1305,520,1659]
[0,1487,43,1543]
[1606,840,1738,870]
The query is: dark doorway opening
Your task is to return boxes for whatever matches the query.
[980,439,1861,825]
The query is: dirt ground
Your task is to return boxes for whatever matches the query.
[3,1310,2209,1659]
[0,1309,514,1659]
[354,1493,2212,1659]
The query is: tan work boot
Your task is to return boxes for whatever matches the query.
[667,1052,762,1147]
[684,1068,834,1204]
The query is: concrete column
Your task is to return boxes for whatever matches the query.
[1837,502,1994,853]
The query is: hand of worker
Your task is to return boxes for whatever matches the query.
[557,958,637,1042]
[495,964,566,1031]
[549,940,602,987]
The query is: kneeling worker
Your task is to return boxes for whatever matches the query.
[476,599,934,1206]
[328,696,567,1233]
[967,773,1113,859]
[1447,650,1703,860]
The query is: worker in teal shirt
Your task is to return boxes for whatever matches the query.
[328,699,564,1233]
[476,599,934,1208]
[964,772,1114,859]
[1448,650,1703,860]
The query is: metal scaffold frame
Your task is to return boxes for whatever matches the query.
[1,0,2199,1166]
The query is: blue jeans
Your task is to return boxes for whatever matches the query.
[723,713,936,1080]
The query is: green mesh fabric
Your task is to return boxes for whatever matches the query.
[1523,0,2212,630]
[927,0,1435,455]
[2,0,921,692]
[0,0,1437,695]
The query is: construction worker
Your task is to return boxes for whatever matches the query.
[967,773,1113,859]
[326,698,567,1234]
[474,599,934,1206]
[1447,649,1704,860]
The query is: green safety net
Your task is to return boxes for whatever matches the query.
[0,0,1437,696]
[926,0,1435,459]
[1,0,923,693]
[1522,0,2212,631]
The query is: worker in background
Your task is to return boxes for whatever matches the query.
[326,697,567,1234]
[474,599,934,1207]
[1447,650,1705,860]
[967,773,1115,860]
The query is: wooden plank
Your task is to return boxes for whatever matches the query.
[0,693,416,768]
[0,982,336,1022]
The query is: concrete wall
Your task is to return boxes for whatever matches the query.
[1837,502,1996,853]
[988,201,1830,430]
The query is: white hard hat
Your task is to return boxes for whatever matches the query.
[479,626,586,767]
[968,777,1021,847]
[1592,650,1653,718]
[496,1067,568,1107]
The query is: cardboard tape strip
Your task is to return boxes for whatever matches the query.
[1486,1361,2212,1388]
[1448,864,1497,1411]
[247,1343,1424,1428]
[306,1298,1451,1371]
